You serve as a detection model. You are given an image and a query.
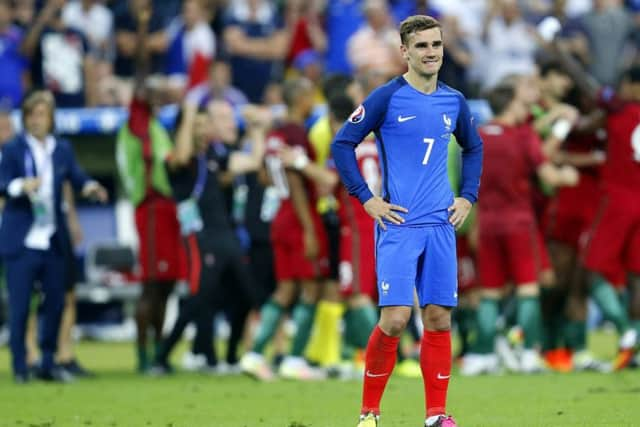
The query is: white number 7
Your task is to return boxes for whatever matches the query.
[422,138,435,165]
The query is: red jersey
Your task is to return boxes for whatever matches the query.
[478,122,546,230]
[338,137,379,225]
[265,122,318,232]
[601,102,640,191]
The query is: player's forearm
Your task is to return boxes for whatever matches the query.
[169,106,197,167]
[459,142,483,204]
[288,171,315,231]
[331,139,373,204]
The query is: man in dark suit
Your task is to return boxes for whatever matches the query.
[0,90,107,383]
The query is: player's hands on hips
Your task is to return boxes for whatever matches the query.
[363,196,408,230]
[448,197,472,230]
[303,229,319,260]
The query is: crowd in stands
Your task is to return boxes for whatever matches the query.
[1,0,640,382]
[0,0,637,110]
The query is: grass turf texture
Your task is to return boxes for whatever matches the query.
[0,332,639,427]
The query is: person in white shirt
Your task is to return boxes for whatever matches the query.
[0,90,106,383]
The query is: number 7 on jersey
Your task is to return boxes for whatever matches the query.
[422,138,435,165]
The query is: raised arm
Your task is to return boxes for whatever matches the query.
[227,106,271,176]
[133,8,152,98]
[21,0,65,58]
[167,102,198,169]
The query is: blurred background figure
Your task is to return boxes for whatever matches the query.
[347,0,405,79]
[0,90,107,383]
[185,60,249,109]
[222,0,288,103]
[21,0,98,107]
[482,0,538,89]
[0,0,28,109]
[164,0,216,102]
[115,8,182,374]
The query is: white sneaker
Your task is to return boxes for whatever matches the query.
[460,353,499,376]
[181,351,207,372]
[214,362,242,375]
[572,350,611,373]
[520,350,546,374]
[239,352,275,381]
[278,356,326,380]
[496,335,521,372]
[619,329,638,350]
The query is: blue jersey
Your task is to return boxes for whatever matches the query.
[331,76,483,227]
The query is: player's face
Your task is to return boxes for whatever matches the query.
[402,28,443,78]
[547,71,573,99]
[516,74,541,106]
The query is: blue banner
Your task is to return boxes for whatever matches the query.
[9,100,492,136]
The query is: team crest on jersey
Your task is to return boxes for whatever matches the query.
[349,104,366,124]
[443,113,452,130]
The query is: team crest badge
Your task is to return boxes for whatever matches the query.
[349,104,366,124]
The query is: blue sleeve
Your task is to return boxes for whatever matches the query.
[330,83,393,204]
[453,94,483,204]
[0,143,17,197]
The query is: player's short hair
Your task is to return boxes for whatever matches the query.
[487,84,516,116]
[328,94,355,123]
[282,77,312,108]
[21,90,56,133]
[539,60,568,78]
[322,74,354,100]
[399,15,441,46]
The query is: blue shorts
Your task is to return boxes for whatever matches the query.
[375,224,458,308]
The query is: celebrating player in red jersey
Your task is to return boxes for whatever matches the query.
[580,68,640,369]
[240,77,329,381]
[278,93,380,370]
[464,83,578,375]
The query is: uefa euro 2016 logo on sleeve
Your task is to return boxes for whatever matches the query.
[349,104,366,124]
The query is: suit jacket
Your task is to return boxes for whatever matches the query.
[0,133,91,257]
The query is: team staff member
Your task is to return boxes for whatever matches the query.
[0,90,107,383]
[152,100,267,372]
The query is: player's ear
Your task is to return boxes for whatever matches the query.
[400,43,408,61]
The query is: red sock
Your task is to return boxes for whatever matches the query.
[421,330,452,418]
[361,325,400,415]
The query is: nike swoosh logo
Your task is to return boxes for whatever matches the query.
[366,370,389,378]
[397,115,417,122]
[437,373,450,379]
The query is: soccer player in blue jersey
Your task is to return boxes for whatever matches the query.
[331,15,483,427]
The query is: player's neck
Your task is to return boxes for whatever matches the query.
[403,70,438,94]
[288,109,306,125]
[494,114,518,127]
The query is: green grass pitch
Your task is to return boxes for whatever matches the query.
[0,332,639,427]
